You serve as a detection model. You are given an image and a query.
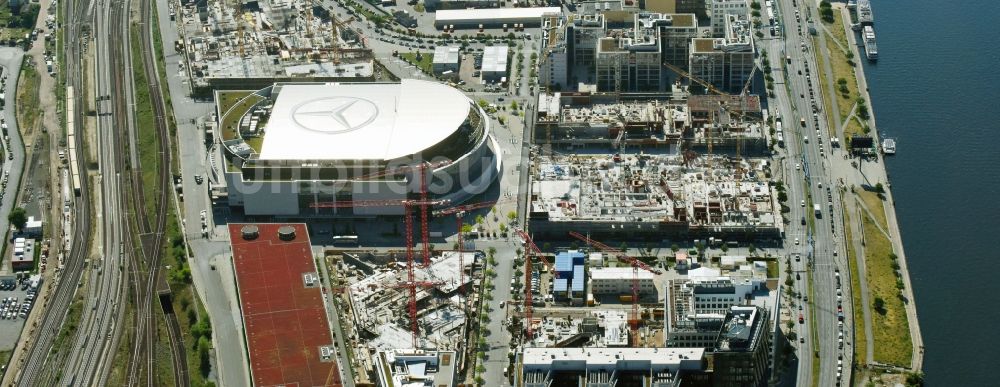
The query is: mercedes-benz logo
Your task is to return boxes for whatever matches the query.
[291,97,379,134]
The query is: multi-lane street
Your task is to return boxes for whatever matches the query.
[760,0,855,385]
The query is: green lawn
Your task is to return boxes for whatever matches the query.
[130,26,162,217]
[860,211,912,367]
[15,60,40,134]
[814,9,862,137]
[843,199,867,366]
[400,52,434,75]
[218,93,263,141]
[857,190,888,230]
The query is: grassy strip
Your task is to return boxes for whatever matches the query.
[0,350,10,379]
[807,270,820,387]
[107,301,135,385]
[14,60,40,134]
[843,198,867,366]
[46,291,86,384]
[815,8,864,139]
[164,206,216,387]
[129,26,162,218]
[155,315,177,386]
[400,52,434,75]
[859,211,912,367]
[856,190,887,230]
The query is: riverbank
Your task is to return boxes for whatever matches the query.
[829,3,924,375]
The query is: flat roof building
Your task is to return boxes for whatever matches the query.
[521,347,705,387]
[712,306,772,387]
[432,46,461,75]
[690,14,755,91]
[481,45,509,81]
[590,267,656,296]
[373,349,457,387]
[228,223,341,386]
[434,7,562,29]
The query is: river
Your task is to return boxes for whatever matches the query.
[862,0,1000,384]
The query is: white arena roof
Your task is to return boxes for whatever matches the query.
[258,80,473,161]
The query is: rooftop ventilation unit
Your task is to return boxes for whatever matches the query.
[241,225,259,240]
[277,225,296,241]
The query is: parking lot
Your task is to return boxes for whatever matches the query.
[0,275,38,350]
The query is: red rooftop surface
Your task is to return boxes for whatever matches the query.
[229,223,342,387]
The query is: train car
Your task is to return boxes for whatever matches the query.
[66,86,81,196]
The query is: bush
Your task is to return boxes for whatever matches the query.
[873,297,886,314]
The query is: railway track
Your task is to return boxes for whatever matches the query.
[123,0,183,384]
[15,0,94,384]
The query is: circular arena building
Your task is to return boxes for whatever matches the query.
[217,79,501,216]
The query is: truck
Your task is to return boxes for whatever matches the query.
[814,203,822,218]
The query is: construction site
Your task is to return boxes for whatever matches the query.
[526,149,783,241]
[173,0,377,97]
[535,92,768,153]
[324,247,483,386]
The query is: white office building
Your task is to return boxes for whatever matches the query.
[590,267,656,296]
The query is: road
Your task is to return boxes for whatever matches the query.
[762,1,855,385]
[0,49,27,264]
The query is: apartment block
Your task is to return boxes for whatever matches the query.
[689,14,755,91]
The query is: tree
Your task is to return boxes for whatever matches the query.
[461,224,474,233]
[721,244,729,253]
[511,100,519,110]
[507,210,517,221]
[671,244,680,253]
[874,183,885,193]
[873,296,886,314]
[475,214,485,225]
[8,207,26,231]
[499,223,508,234]
[488,246,497,257]
[905,371,925,387]
[198,337,212,377]
[748,244,757,255]
[542,242,551,252]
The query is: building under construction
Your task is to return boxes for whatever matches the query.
[535,92,769,155]
[527,151,782,241]
[174,0,376,97]
[329,249,482,386]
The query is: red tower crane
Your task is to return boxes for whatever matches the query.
[515,229,554,341]
[388,278,445,349]
[310,161,452,267]
[433,201,495,294]
[310,161,453,348]
[432,198,516,294]
[568,231,660,346]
